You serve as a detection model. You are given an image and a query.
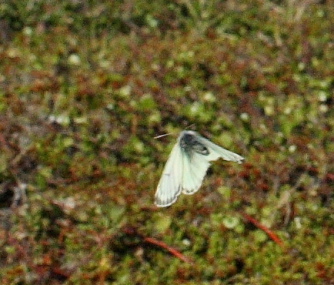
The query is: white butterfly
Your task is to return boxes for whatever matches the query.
[155,130,244,207]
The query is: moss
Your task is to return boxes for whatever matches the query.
[0,1,333,284]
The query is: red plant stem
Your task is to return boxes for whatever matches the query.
[240,212,285,248]
[144,237,192,263]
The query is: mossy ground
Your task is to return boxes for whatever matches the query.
[0,1,333,284]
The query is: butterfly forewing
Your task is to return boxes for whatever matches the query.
[196,136,244,163]
[155,142,183,207]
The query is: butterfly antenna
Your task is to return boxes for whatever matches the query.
[154,133,171,139]
[185,123,196,130]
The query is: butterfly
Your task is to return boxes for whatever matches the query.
[155,130,244,207]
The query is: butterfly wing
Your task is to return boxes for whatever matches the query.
[196,135,244,163]
[181,151,211,195]
[181,131,244,195]
[155,142,183,207]
[155,131,244,207]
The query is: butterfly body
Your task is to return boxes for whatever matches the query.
[180,131,210,156]
[155,130,244,207]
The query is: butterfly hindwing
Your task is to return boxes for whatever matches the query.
[182,151,211,195]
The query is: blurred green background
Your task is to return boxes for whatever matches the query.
[0,0,333,284]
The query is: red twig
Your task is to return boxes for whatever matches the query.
[144,237,192,263]
[240,212,285,248]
